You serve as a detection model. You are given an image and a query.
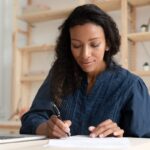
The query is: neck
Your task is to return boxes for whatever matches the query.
[86,62,106,93]
[87,61,106,84]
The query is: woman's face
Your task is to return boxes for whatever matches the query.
[70,23,108,75]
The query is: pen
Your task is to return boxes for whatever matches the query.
[52,103,61,118]
[52,103,71,136]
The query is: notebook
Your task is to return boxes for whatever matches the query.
[0,134,46,144]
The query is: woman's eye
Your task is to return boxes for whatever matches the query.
[91,43,100,47]
[72,44,82,48]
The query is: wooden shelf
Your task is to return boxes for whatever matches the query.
[132,70,150,76]
[0,120,21,134]
[128,32,150,42]
[18,8,73,23]
[128,0,150,6]
[19,44,55,53]
[90,0,121,11]
[21,73,48,82]
[0,120,21,129]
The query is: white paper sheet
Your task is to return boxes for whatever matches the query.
[45,135,130,149]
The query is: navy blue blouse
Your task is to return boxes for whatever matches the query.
[20,65,150,137]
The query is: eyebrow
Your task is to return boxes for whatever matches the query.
[71,37,101,42]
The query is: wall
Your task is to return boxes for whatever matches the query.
[0,0,3,118]
[0,0,13,119]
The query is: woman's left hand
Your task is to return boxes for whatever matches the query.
[88,119,124,138]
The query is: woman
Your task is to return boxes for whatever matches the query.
[20,4,150,138]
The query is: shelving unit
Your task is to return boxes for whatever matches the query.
[21,73,47,82]
[133,71,150,76]
[18,8,73,23]
[0,121,21,134]
[129,0,150,6]
[11,0,150,123]
[90,0,121,11]
[19,44,55,53]
[127,0,150,74]
[12,0,32,118]
[128,32,150,42]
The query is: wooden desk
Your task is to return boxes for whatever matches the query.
[0,138,150,150]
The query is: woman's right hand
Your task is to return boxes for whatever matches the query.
[36,115,71,138]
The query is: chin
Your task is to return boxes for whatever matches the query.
[81,67,94,73]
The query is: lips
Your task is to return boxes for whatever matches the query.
[83,61,92,64]
[81,60,94,66]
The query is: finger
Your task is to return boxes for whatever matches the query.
[48,129,67,138]
[49,116,68,136]
[64,120,72,127]
[99,128,114,137]
[90,125,106,138]
[92,119,114,135]
[88,126,95,132]
[98,119,113,127]
[100,127,124,138]
[63,120,72,136]
[51,115,70,133]
[90,122,117,137]
[48,120,67,136]
[47,120,67,138]
[113,129,124,137]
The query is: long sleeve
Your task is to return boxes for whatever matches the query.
[121,77,150,137]
[20,72,53,134]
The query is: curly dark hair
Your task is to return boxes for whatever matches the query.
[50,4,121,105]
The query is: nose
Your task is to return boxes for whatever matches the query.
[81,45,91,59]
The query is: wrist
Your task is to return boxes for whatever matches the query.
[35,121,49,136]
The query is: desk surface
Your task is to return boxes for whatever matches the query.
[0,138,150,150]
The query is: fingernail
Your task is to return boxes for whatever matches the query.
[90,133,96,138]
[99,134,104,138]
[67,132,71,136]
[65,128,70,133]
[89,126,95,131]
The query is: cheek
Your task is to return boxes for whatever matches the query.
[95,49,106,60]
[71,48,80,56]
[71,49,79,61]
